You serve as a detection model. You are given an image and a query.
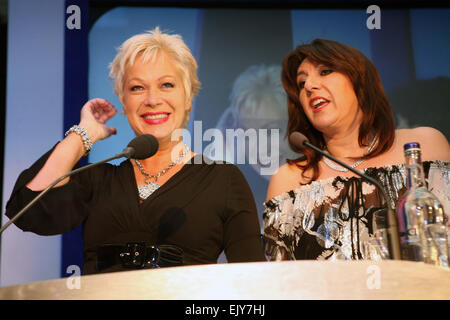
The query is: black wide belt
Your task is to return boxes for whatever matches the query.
[96,242,184,272]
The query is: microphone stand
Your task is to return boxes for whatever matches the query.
[303,141,402,260]
[1,133,158,235]
[0,153,125,235]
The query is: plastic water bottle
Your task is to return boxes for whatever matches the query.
[396,142,448,267]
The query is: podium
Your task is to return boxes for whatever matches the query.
[0,260,448,299]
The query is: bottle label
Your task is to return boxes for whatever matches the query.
[407,227,418,237]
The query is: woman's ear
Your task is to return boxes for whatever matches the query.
[182,110,191,128]
[182,97,193,127]
[185,99,192,112]
[119,95,127,114]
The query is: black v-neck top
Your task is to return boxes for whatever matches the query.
[6,145,265,274]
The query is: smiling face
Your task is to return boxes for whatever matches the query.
[122,51,190,146]
[296,58,361,135]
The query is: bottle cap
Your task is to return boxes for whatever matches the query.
[404,142,421,151]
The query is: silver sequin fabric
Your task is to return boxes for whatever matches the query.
[263,161,450,261]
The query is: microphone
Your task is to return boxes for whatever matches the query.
[289,131,402,260]
[122,134,159,160]
[0,134,159,234]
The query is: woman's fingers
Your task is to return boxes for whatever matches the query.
[83,98,117,123]
[79,98,119,142]
[99,107,118,124]
[107,126,117,135]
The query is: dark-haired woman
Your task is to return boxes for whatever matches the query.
[264,39,450,261]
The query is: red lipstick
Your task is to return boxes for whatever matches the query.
[309,96,330,113]
[141,112,170,125]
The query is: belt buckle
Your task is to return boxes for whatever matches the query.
[119,242,146,268]
[119,242,161,269]
[143,246,161,269]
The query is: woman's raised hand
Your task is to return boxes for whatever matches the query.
[26,99,118,190]
[79,98,118,143]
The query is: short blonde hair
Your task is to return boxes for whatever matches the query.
[109,27,201,106]
[230,64,286,118]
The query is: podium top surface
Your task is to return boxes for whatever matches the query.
[0,260,448,300]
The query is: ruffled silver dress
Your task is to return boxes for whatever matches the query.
[263,161,450,261]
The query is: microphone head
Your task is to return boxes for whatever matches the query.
[127,134,159,159]
[289,132,309,150]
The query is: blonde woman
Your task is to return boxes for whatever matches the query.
[212,65,297,179]
[6,28,265,274]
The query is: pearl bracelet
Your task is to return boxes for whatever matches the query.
[65,125,93,156]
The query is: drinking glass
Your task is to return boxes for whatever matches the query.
[363,228,390,261]
[363,210,391,261]
[304,208,350,261]
[425,223,449,268]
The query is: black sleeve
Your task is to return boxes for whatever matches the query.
[222,165,266,263]
[5,144,94,235]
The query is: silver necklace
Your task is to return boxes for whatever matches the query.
[135,144,190,200]
[322,135,378,172]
